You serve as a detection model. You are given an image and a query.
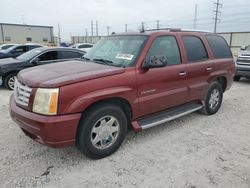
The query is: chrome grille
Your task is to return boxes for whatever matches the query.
[14,80,32,106]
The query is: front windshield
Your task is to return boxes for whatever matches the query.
[2,45,17,53]
[16,48,43,61]
[246,45,250,51]
[84,35,148,67]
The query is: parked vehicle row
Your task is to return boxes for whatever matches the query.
[9,29,235,159]
[234,45,250,81]
[0,47,85,89]
[0,43,43,59]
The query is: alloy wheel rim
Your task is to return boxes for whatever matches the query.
[90,116,120,150]
[209,88,220,109]
[8,76,16,90]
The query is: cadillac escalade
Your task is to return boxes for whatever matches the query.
[10,29,235,159]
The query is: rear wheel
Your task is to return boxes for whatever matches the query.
[76,103,128,159]
[4,73,16,90]
[234,76,241,81]
[200,81,223,115]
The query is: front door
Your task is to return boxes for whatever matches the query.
[137,35,188,116]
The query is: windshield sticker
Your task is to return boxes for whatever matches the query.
[115,53,134,61]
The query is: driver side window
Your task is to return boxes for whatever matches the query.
[146,36,181,66]
[38,51,58,61]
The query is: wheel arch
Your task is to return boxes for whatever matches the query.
[215,76,227,92]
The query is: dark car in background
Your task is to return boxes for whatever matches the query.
[0,47,85,90]
[0,43,18,50]
[0,44,43,59]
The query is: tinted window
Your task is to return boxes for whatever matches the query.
[28,45,41,50]
[59,51,83,59]
[206,35,232,58]
[146,36,181,65]
[38,51,58,61]
[78,44,93,48]
[183,36,208,62]
[12,46,27,53]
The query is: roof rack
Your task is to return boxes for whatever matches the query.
[143,28,181,32]
[142,28,212,33]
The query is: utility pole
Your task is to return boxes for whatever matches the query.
[90,20,94,43]
[156,20,160,30]
[107,26,110,36]
[141,22,145,32]
[58,23,61,46]
[91,20,94,37]
[125,24,127,32]
[96,21,98,36]
[193,3,198,29]
[213,0,222,33]
[85,28,88,43]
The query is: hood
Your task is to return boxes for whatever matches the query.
[0,58,22,67]
[18,60,125,88]
[239,50,250,56]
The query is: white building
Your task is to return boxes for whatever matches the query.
[0,23,54,45]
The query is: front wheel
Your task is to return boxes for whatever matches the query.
[4,73,16,90]
[200,81,223,115]
[76,103,128,159]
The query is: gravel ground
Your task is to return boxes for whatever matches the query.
[0,80,250,188]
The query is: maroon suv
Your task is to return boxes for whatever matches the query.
[10,29,235,159]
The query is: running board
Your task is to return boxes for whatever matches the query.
[138,103,203,130]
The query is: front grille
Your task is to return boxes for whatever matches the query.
[14,80,32,106]
[241,54,250,56]
[237,57,250,65]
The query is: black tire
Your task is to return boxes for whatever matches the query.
[200,81,223,115]
[76,103,128,159]
[234,76,241,81]
[4,73,17,90]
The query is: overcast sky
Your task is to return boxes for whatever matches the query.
[0,0,250,41]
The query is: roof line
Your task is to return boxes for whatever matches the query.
[0,23,53,28]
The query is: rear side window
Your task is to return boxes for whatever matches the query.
[146,36,181,65]
[38,51,58,61]
[206,35,232,59]
[59,51,83,59]
[183,36,208,62]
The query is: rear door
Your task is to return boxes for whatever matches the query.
[181,34,213,102]
[137,35,188,116]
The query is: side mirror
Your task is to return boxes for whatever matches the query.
[142,55,167,69]
[31,57,41,65]
[240,45,246,50]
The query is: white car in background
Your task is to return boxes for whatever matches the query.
[70,43,93,52]
[0,43,18,50]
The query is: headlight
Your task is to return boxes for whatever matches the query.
[33,88,59,115]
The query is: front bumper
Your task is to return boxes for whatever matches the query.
[9,94,81,147]
[235,63,250,77]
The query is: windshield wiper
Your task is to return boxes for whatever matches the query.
[93,58,114,64]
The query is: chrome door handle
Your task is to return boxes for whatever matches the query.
[179,72,187,76]
[206,67,213,71]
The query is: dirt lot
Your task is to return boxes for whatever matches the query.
[0,81,250,188]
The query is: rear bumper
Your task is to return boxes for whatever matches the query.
[9,94,81,148]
